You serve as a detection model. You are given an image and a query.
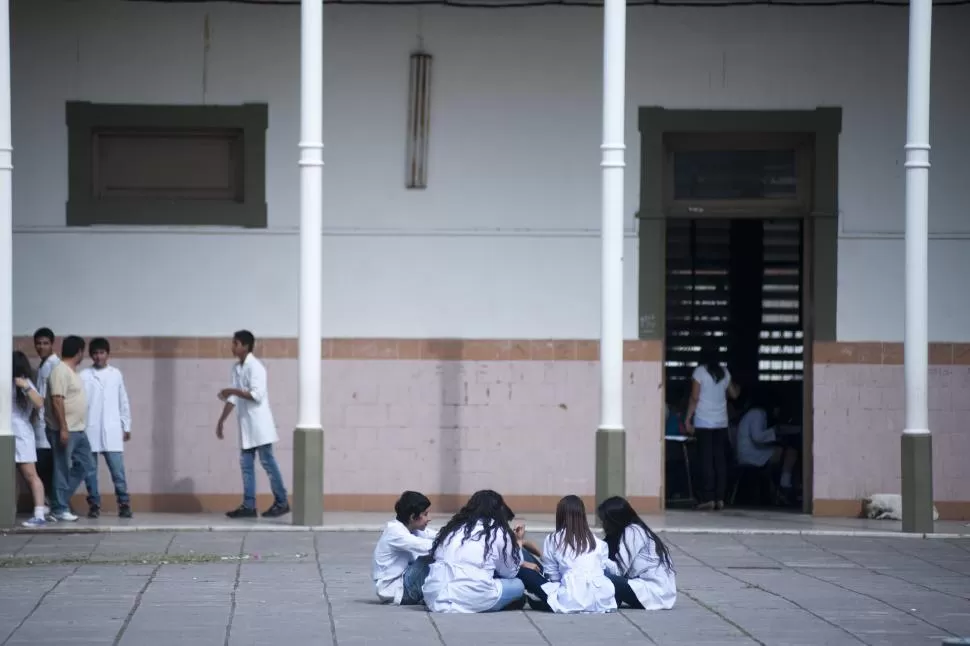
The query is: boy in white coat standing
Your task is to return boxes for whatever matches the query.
[216,330,290,519]
[81,338,133,519]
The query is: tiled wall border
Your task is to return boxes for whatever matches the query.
[13,337,663,361]
[814,342,970,365]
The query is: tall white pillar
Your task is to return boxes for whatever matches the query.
[595,0,627,507]
[901,0,934,533]
[0,0,15,528]
[293,0,325,527]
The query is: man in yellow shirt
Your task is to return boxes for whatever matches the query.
[45,336,92,522]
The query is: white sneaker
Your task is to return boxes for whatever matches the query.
[22,517,48,528]
[53,511,78,522]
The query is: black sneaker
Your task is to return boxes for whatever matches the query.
[261,502,291,518]
[118,505,133,519]
[505,597,527,611]
[226,505,258,519]
[87,506,101,519]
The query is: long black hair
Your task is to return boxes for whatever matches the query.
[596,496,673,573]
[12,351,34,412]
[554,495,596,557]
[430,490,520,569]
[699,348,726,384]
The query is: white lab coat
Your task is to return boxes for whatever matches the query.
[604,525,677,610]
[736,407,777,467]
[81,365,132,453]
[372,521,437,604]
[228,353,278,450]
[32,354,60,450]
[422,521,521,613]
[540,532,617,614]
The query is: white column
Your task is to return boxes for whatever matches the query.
[298,0,324,431]
[0,0,13,527]
[599,0,626,433]
[903,0,932,439]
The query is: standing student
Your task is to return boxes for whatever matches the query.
[538,495,616,614]
[45,336,92,523]
[597,496,677,610]
[216,330,290,519]
[81,338,133,519]
[12,351,48,527]
[373,491,437,605]
[32,327,59,505]
[422,490,526,613]
[685,350,740,510]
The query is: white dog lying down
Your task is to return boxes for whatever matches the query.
[863,493,940,521]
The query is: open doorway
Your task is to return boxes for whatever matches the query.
[663,216,807,512]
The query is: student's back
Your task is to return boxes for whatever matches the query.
[611,524,677,610]
[540,531,616,613]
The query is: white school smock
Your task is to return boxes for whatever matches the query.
[32,354,60,449]
[604,525,677,610]
[12,380,39,463]
[692,365,732,429]
[540,532,617,614]
[422,522,521,613]
[81,365,132,453]
[228,353,279,450]
[372,520,437,605]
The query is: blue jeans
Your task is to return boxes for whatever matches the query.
[47,428,95,515]
[241,444,288,509]
[485,578,526,612]
[85,451,130,508]
[401,555,433,606]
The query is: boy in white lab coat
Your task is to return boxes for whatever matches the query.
[373,491,437,605]
[81,337,133,519]
[216,330,290,519]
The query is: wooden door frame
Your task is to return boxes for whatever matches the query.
[638,107,842,514]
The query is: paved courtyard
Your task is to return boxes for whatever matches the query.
[0,531,968,645]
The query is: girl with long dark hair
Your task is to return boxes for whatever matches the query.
[11,351,48,527]
[536,495,616,613]
[597,496,677,610]
[421,490,526,613]
[685,349,740,510]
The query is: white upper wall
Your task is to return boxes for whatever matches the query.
[10,0,970,340]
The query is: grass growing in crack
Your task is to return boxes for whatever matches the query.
[0,553,230,569]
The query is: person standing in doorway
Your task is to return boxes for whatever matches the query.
[81,338,133,519]
[45,335,92,522]
[216,330,290,519]
[685,350,739,511]
[32,327,60,508]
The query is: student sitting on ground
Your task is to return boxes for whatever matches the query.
[372,491,438,606]
[597,496,677,610]
[422,489,526,613]
[537,495,616,614]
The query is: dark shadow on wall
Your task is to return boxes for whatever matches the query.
[434,341,463,512]
[151,355,201,512]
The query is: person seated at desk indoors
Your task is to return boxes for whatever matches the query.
[736,396,800,505]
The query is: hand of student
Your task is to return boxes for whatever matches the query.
[218,389,230,402]
[14,377,29,389]
[124,432,131,443]
[59,430,69,447]
[216,420,224,440]
[520,561,540,572]
[684,421,695,436]
[513,524,526,541]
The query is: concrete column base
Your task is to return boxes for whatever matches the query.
[0,435,16,528]
[901,433,934,534]
[293,427,324,526]
[595,428,626,511]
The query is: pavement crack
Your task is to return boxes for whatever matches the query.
[521,610,553,646]
[112,544,170,646]
[1,564,83,646]
[314,534,340,646]
[680,589,766,645]
[11,534,34,558]
[224,532,247,646]
[617,610,659,644]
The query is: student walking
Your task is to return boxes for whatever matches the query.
[216,330,290,519]
[12,351,48,527]
[81,338,133,519]
[45,336,92,522]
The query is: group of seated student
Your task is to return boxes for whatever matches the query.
[372,489,676,614]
